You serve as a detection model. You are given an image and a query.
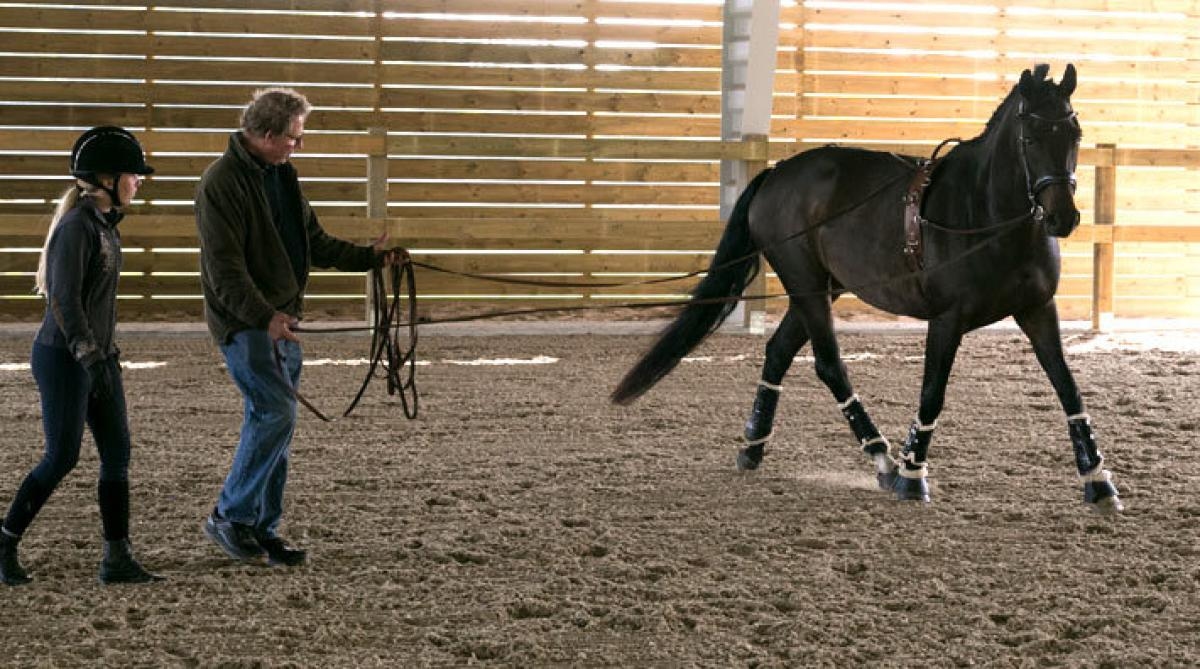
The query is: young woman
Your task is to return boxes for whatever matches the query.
[0,126,161,585]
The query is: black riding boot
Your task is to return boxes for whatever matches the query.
[0,531,31,586]
[98,539,163,584]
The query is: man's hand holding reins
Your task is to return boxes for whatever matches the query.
[372,233,408,267]
[268,311,300,342]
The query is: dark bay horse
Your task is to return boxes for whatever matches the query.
[612,64,1122,512]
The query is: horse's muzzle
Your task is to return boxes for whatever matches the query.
[1036,180,1080,237]
[1041,207,1080,237]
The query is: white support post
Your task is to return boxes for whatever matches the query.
[366,126,388,324]
[721,0,781,334]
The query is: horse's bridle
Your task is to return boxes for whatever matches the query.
[1016,102,1080,221]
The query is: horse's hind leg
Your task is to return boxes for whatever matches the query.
[737,304,808,470]
[1014,300,1122,512]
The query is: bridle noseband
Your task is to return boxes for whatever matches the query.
[1016,102,1079,221]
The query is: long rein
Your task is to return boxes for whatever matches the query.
[287,143,1043,421]
[277,251,419,422]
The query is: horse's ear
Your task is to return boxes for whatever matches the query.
[1018,68,1035,98]
[1060,63,1077,97]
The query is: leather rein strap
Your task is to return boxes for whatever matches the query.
[274,249,420,422]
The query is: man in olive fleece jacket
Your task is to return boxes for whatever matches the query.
[195,88,401,567]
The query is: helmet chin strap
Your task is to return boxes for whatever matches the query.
[81,173,125,209]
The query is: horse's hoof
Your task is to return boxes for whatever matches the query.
[871,452,898,491]
[876,467,898,491]
[1089,495,1124,514]
[1083,480,1122,513]
[892,473,930,503]
[735,447,762,471]
[1084,479,1123,513]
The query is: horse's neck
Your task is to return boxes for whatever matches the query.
[942,129,1029,223]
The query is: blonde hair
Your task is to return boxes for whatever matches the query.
[35,180,108,296]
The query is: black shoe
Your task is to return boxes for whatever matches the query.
[204,509,266,562]
[0,532,31,586]
[258,535,307,567]
[99,539,164,584]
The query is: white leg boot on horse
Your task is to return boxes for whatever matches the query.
[738,381,779,471]
[736,308,807,471]
[1069,414,1122,513]
[839,394,898,490]
[893,419,935,502]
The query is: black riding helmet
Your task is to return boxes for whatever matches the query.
[70,126,154,208]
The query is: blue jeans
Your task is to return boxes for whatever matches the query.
[217,330,302,537]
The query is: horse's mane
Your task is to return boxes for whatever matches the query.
[960,64,1056,149]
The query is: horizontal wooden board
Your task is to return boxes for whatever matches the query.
[148,59,376,84]
[146,9,377,37]
[806,35,1185,63]
[381,205,718,221]
[378,110,725,137]
[150,34,379,61]
[800,51,1188,80]
[0,32,150,56]
[384,136,761,160]
[0,7,147,31]
[803,97,1192,125]
[399,0,723,22]
[154,155,367,179]
[381,18,729,46]
[385,158,719,182]
[380,218,726,249]
[141,131,383,154]
[802,75,1191,103]
[149,0,376,9]
[0,81,152,106]
[0,180,366,202]
[382,64,718,92]
[384,88,784,116]
[0,105,147,128]
[380,42,783,70]
[385,182,714,205]
[791,119,1193,147]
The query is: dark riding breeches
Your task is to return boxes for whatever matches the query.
[2,343,132,538]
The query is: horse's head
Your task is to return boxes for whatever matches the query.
[1016,63,1082,237]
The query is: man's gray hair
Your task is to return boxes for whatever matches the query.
[240,87,311,137]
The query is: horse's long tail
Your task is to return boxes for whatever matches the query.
[610,168,771,405]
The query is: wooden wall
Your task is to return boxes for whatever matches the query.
[0,1,1198,323]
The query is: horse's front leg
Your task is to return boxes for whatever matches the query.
[1014,300,1123,512]
[895,316,964,502]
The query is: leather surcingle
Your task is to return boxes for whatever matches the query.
[903,158,936,271]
